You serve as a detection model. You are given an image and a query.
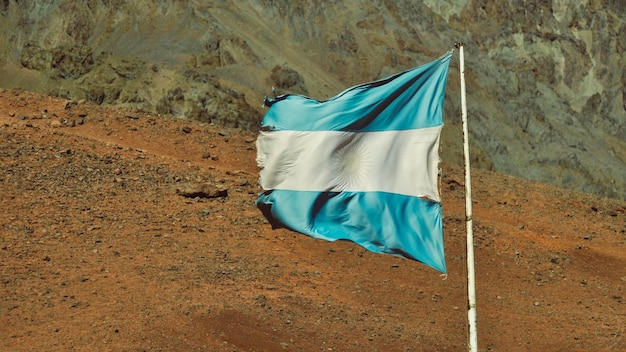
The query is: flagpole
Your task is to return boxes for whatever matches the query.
[456,42,478,352]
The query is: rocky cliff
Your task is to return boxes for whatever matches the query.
[1,0,624,199]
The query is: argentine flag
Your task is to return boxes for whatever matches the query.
[256,52,452,273]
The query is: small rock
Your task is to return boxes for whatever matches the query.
[182,126,192,133]
[176,183,228,199]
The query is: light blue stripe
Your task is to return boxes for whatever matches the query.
[262,52,452,132]
[257,190,446,273]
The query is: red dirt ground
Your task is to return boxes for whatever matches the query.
[1,89,625,351]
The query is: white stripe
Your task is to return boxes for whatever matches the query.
[257,126,442,202]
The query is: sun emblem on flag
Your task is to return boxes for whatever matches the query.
[332,134,371,191]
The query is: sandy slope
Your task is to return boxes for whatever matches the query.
[1,89,625,351]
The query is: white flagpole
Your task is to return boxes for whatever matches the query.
[456,42,478,352]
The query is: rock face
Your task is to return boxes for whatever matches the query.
[0,0,624,200]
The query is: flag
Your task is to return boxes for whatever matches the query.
[256,52,452,273]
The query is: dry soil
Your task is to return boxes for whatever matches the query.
[1,89,625,351]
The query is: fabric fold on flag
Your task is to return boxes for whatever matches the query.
[256,51,452,273]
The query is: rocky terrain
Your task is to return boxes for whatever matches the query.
[1,88,626,351]
[0,0,624,200]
